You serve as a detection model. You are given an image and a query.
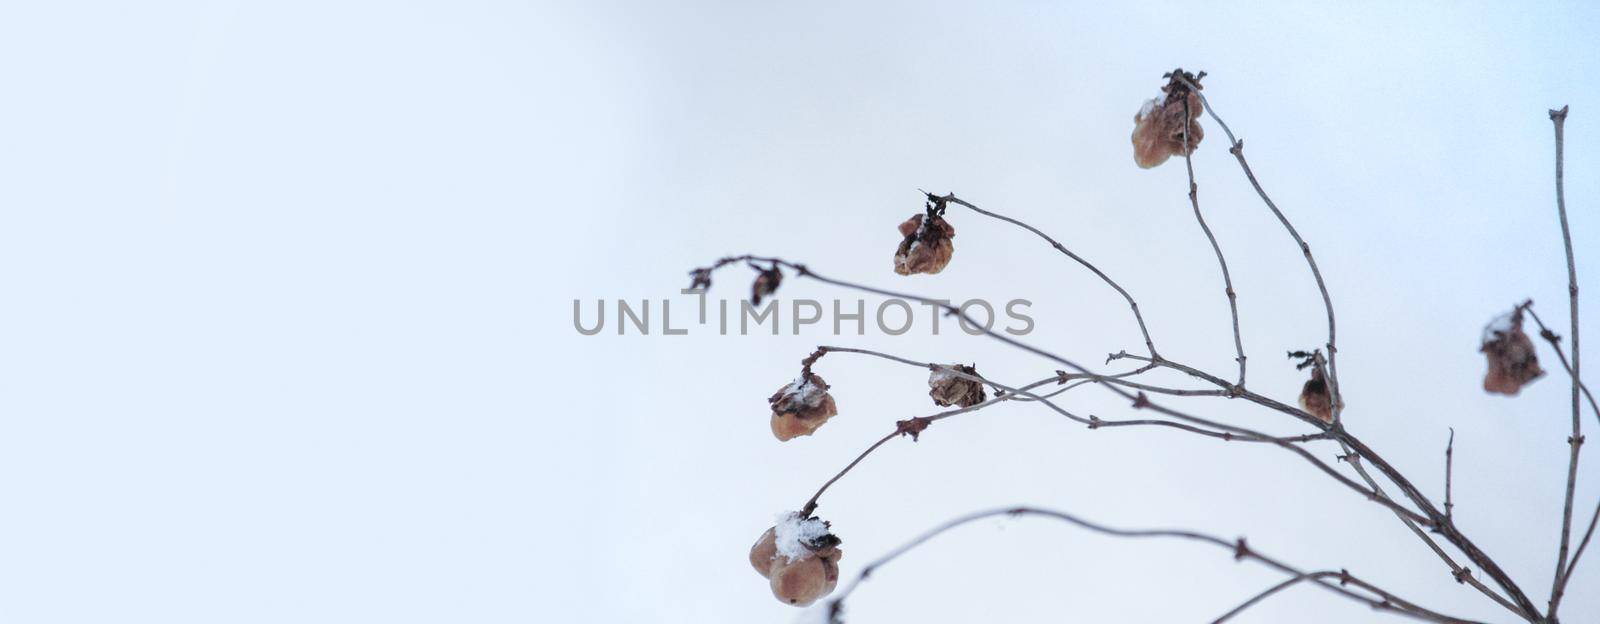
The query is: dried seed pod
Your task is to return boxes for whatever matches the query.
[893,213,956,276]
[1481,312,1544,396]
[751,265,782,306]
[750,513,844,607]
[749,528,779,578]
[929,364,987,408]
[1299,366,1334,424]
[1131,74,1205,169]
[769,375,839,441]
[769,549,840,606]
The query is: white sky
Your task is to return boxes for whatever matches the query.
[2,1,1598,623]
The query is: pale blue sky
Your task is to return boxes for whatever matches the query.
[1,2,1598,623]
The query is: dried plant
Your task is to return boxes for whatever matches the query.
[687,71,1594,623]
[892,199,957,276]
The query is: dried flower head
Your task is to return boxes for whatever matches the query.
[1481,310,1544,396]
[1131,70,1206,169]
[749,513,843,607]
[893,212,956,276]
[928,364,987,408]
[1298,366,1334,424]
[769,375,839,441]
[751,264,783,306]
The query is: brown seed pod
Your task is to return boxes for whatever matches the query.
[769,375,839,441]
[749,528,779,578]
[1131,80,1205,169]
[751,265,782,306]
[929,364,987,408]
[1299,366,1334,424]
[1481,313,1544,396]
[768,550,840,606]
[749,514,845,606]
[893,213,956,276]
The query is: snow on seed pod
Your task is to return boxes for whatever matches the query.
[928,364,987,408]
[1481,309,1544,396]
[769,375,839,441]
[749,512,843,607]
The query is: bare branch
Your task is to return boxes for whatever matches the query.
[819,506,1486,624]
[1521,305,1600,431]
[796,373,1067,517]
[1177,74,1344,419]
[1338,437,1524,617]
[934,193,1163,360]
[821,345,1326,443]
[678,259,1438,523]
[1211,570,1343,624]
[796,345,1332,517]
[1111,349,1540,618]
[1445,428,1456,521]
[1534,104,1586,622]
[1180,89,1248,387]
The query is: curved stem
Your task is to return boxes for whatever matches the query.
[1182,96,1248,387]
[796,374,1065,517]
[1541,105,1583,621]
[937,193,1162,360]
[1211,571,1342,624]
[821,506,1484,624]
[797,347,1329,517]
[1112,351,1539,619]
[690,258,1428,523]
[1163,79,1545,618]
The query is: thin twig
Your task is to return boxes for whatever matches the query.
[1539,104,1584,621]
[797,373,1066,517]
[796,346,1331,516]
[1177,74,1342,417]
[1211,571,1343,624]
[823,345,1328,443]
[1109,349,1540,618]
[818,506,1485,624]
[1445,428,1456,521]
[1522,305,1600,431]
[935,193,1162,360]
[1181,92,1248,387]
[1526,303,1600,617]
[700,260,1435,523]
[1340,437,1523,616]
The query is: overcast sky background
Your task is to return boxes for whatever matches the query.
[2,1,1598,623]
